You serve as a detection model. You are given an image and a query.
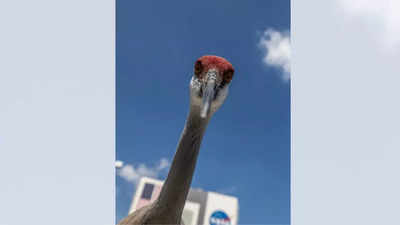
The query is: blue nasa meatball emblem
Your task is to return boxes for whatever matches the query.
[209,210,231,225]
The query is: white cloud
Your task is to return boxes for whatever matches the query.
[157,158,170,170]
[116,158,170,185]
[115,160,124,168]
[259,28,291,81]
[338,0,400,50]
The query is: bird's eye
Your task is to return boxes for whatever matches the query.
[222,69,234,86]
[194,60,203,77]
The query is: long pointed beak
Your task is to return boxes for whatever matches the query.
[200,72,217,118]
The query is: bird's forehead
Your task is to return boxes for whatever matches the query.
[198,55,233,72]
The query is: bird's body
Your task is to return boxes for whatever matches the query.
[118,55,235,225]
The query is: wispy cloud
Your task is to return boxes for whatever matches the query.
[116,158,171,185]
[157,158,170,171]
[338,0,400,50]
[259,28,291,81]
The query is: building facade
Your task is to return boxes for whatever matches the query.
[129,177,239,225]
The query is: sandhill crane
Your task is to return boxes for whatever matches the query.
[118,55,235,225]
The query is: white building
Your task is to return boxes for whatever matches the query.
[129,177,239,225]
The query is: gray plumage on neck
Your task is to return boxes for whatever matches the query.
[118,106,210,225]
[153,106,210,224]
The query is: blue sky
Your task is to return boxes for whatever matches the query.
[116,0,290,224]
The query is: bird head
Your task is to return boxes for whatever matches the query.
[189,55,234,119]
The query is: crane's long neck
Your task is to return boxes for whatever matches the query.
[154,106,209,222]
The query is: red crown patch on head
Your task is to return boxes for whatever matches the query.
[194,55,234,84]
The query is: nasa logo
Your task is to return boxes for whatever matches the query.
[209,210,231,225]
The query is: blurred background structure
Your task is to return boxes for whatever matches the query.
[129,177,239,225]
